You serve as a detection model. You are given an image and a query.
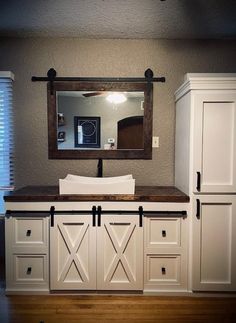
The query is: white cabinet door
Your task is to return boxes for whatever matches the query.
[50,215,96,290]
[97,214,143,290]
[193,91,236,193]
[192,195,236,291]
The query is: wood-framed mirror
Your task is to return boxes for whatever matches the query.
[47,81,153,159]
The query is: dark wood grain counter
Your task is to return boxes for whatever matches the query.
[4,186,189,203]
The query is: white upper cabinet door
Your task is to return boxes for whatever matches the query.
[192,195,236,291]
[50,214,96,290]
[193,91,236,193]
[96,214,143,290]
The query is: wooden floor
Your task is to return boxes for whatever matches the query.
[1,261,236,323]
[1,293,236,323]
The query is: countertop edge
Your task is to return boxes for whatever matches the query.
[4,186,190,203]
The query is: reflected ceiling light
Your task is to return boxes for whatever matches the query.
[106,93,127,104]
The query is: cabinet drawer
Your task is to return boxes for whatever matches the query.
[14,254,47,283]
[146,254,181,284]
[145,217,181,248]
[13,217,47,246]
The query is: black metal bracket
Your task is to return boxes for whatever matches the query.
[97,206,102,227]
[92,205,96,227]
[50,206,55,227]
[139,206,143,227]
[32,68,165,95]
[47,68,57,95]
[5,210,11,218]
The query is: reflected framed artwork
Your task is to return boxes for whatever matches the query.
[74,116,101,148]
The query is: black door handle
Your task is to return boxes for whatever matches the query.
[196,172,201,192]
[196,199,201,219]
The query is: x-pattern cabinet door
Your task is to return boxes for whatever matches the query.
[50,215,96,290]
[96,214,143,290]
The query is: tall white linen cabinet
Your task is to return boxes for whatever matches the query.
[175,74,236,292]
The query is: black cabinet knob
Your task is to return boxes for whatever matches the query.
[162,230,166,237]
[27,267,32,275]
[161,267,166,275]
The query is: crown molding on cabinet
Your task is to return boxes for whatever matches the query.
[175,73,236,102]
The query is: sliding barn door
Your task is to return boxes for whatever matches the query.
[50,215,96,290]
[97,214,143,290]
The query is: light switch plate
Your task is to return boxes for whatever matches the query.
[152,136,159,148]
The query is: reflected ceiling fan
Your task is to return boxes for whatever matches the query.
[82,92,106,97]
[82,91,127,103]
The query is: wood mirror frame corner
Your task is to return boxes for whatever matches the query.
[47,81,153,160]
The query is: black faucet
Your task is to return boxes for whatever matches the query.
[97,158,103,177]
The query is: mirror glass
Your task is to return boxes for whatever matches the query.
[48,82,152,159]
[57,91,144,150]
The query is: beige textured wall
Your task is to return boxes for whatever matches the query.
[0,38,236,188]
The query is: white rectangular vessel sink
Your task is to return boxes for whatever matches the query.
[59,174,135,195]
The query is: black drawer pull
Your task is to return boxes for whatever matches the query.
[162,230,166,237]
[27,267,32,275]
[161,267,166,275]
[26,229,31,236]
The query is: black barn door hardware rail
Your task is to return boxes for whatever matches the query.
[32,68,166,95]
[32,68,165,83]
[142,210,187,218]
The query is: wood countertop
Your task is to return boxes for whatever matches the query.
[4,186,189,203]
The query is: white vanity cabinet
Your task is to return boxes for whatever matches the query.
[5,212,49,293]
[175,74,236,292]
[4,187,189,294]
